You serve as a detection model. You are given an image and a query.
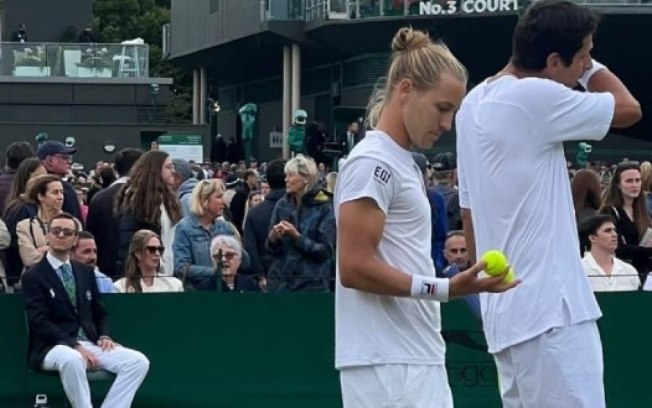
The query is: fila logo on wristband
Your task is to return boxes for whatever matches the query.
[421,282,438,296]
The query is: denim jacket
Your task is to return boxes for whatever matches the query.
[173,214,237,290]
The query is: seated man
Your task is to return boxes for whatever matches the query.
[71,231,114,293]
[442,231,481,318]
[22,213,149,407]
[580,214,640,291]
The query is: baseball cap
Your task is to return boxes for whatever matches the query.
[37,141,76,160]
[432,152,456,172]
[411,152,429,174]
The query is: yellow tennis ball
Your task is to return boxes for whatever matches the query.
[482,250,514,283]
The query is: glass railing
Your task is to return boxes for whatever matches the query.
[0,42,149,78]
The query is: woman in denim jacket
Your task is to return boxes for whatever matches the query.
[173,179,239,290]
[266,155,335,292]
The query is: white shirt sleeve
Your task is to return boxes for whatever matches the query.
[336,157,396,215]
[523,79,615,144]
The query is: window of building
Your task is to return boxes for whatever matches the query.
[209,0,219,14]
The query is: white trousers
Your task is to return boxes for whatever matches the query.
[340,364,453,408]
[42,341,150,408]
[494,319,605,408]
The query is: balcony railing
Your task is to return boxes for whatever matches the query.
[0,42,149,79]
[262,0,651,21]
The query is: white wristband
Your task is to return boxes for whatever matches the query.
[410,275,450,302]
[578,59,607,90]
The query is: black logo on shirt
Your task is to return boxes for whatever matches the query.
[373,166,391,184]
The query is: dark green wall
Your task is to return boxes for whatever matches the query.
[1,292,650,407]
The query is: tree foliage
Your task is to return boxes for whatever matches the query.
[93,0,191,122]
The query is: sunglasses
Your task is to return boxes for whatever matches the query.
[213,251,238,261]
[145,245,165,255]
[49,227,77,237]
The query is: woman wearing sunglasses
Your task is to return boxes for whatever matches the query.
[16,174,82,270]
[114,229,183,293]
[210,235,259,292]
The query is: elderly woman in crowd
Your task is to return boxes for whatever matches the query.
[211,235,259,292]
[3,158,46,282]
[115,150,182,276]
[16,174,82,269]
[173,178,240,290]
[600,161,652,283]
[114,229,183,293]
[266,155,335,292]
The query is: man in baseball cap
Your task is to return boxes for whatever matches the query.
[37,141,81,220]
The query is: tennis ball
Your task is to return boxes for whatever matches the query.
[481,250,514,283]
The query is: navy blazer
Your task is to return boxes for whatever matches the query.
[22,257,110,370]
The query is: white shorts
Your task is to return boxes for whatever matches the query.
[494,319,605,408]
[340,364,453,408]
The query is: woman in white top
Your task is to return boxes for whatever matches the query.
[114,229,183,293]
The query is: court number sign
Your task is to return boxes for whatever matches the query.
[419,0,519,15]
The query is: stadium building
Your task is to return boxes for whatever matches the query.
[169,0,652,163]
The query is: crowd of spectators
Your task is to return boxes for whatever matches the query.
[0,139,647,296]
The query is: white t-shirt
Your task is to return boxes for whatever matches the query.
[334,130,446,369]
[456,76,615,353]
[582,252,640,292]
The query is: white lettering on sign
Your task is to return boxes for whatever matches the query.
[419,0,518,15]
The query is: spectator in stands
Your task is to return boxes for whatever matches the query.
[87,148,141,279]
[0,217,10,289]
[10,24,27,43]
[87,164,116,203]
[432,152,461,231]
[0,141,35,214]
[37,141,81,220]
[78,26,96,43]
[114,150,182,277]
[260,180,270,197]
[71,231,114,293]
[600,161,652,283]
[640,161,652,217]
[244,160,285,280]
[266,155,335,292]
[223,174,241,209]
[114,229,183,293]
[305,119,328,165]
[17,175,82,269]
[171,159,198,218]
[22,213,150,408]
[2,158,46,283]
[412,152,447,273]
[325,172,337,194]
[442,231,480,318]
[173,178,239,291]
[230,169,259,233]
[211,235,259,292]
[443,230,470,271]
[75,186,89,224]
[244,190,263,221]
[571,169,602,224]
[3,157,45,213]
[580,214,640,291]
[337,120,361,156]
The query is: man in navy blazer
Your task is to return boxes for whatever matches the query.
[22,212,149,408]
